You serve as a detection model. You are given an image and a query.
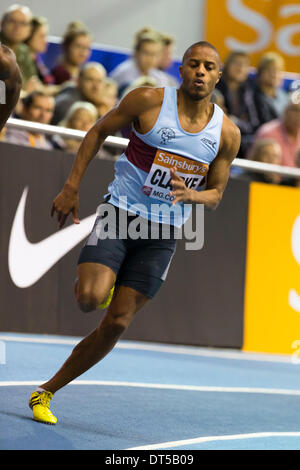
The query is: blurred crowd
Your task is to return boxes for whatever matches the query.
[1,4,299,185]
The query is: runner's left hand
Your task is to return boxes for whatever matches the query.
[169,167,194,205]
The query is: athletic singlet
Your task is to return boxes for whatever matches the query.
[103,86,224,227]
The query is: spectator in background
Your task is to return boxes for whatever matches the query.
[0,4,36,88]
[121,75,158,98]
[216,51,260,156]
[157,32,179,87]
[54,101,98,153]
[252,102,300,168]
[51,62,107,124]
[246,138,283,185]
[0,127,6,142]
[25,16,55,88]
[253,52,289,126]
[211,88,227,114]
[95,78,118,117]
[110,27,170,97]
[5,90,55,149]
[51,22,92,85]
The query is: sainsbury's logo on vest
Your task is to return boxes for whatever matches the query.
[157,151,207,174]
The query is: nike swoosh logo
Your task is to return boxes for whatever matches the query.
[8,187,96,288]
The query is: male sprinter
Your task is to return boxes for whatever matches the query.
[29,41,241,424]
[0,44,22,131]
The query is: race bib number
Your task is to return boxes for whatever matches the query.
[142,149,209,202]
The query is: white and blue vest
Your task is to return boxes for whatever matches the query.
[104,86,224,227]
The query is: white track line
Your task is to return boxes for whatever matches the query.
[0,334,293,363]
[1,380,300,397]
[126,432,300,450]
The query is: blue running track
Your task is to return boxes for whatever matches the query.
[1,332,300,450]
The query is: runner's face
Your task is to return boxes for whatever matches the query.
[180,46,222,101]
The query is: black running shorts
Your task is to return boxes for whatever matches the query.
[77,203,177,298]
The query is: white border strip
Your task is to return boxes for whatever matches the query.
[1,380,300,397]
[0,334,293,363]
[126,432,300,450]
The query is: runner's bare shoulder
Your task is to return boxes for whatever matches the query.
[119,86,164,117]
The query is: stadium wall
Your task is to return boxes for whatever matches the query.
[2,143,299,354]
[0,143,248,349]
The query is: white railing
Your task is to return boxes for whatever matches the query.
[6,117,127,149]
[5,117,300,179]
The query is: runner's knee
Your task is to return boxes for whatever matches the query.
[106,308,134,333]
[77,284,109,313]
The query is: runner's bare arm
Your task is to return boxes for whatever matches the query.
[170,116,241,210]
[0,45,22,132]
[51,87,162,228]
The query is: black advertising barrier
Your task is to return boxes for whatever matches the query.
[0,142,249,348]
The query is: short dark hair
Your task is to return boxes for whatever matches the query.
[182,41,221,66]
[22,91,52,109]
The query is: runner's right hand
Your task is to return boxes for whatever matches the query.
[51,184,80,229]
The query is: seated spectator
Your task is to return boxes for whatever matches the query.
[51,21,92,85]
[211,89,227,114]
[157,32,179,87]
[54,101,119,160]
[0,4,36,88]
[24,16,56,88]
[51,62,107,124]
[0,127,6,142]
[54,101,98,153]
[216,51,260,155]
[5,90,55,149]
[252,102,300,167]
[110,27,171,96]
[253,52,290,126]
[95,78,118,117]
[246,138,283,185]
[121,75,158,98]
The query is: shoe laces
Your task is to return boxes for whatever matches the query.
[39,391,52,408]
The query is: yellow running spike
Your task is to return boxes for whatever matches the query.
[28,391,57,425]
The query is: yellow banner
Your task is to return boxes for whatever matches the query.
[243,182,300,355]
[205,0,300,74]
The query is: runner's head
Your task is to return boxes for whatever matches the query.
[179,41,222,101]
